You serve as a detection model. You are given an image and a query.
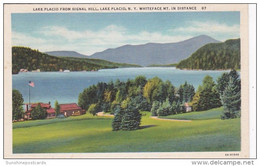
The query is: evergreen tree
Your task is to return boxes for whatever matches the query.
[112,105,124,131]
[54,100,60,116]
[221,76,241,119]
[217,70,240,97]
[178,81,195,103]
[12,89,24,120]
[120,101,141,131]
[165,80,175,103]
[216,72,230,96]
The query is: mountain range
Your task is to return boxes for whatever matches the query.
[46,35,220,66]
[45,51,88,58]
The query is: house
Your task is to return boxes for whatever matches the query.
[59,103,86,117]
[23,102,85,120]
[184,102,192,112]
[24,102,53,119]
[46,108,56,119]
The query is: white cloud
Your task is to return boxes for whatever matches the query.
[12,25,195,55]
[12,31,46,46]
[171,21,240,38]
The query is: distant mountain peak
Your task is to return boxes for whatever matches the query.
[90,35,220,66]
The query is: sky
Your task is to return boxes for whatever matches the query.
[12,12,240,55]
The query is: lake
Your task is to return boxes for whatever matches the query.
[12,67,229,106]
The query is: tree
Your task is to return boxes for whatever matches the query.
[132,95,150,111]
[54,100,60,116]
[191,75,221,111]
[88,104,98,116]
[157,99,172,116]
[112,105,124,131]
[134,75,147,88]
[165,80,175,103]
[143,77,163,103]
[120,100,142,131]
[216,72,230,96]
[178,81,195,103]
[151,101,160,116]
[221,76,241,119]
[78,85,98,110]
[12,89,24,120]
[31,104,47,120]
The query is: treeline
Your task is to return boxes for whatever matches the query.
[176,39,240,70]
[78,76,196,130]
[78,71,240,130]
[12,46,139,74]
[78,76,195,116]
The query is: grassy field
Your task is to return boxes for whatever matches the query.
[13,107,240,153]
[160,107,224,120]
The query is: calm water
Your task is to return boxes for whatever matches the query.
[12,67,228,106]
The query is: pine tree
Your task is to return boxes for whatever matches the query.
[112,106,124,131]
[221,77,241,119]
[121,102,141,131]
[55,100,60,116]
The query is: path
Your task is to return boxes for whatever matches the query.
[150,116,192,122]
[96,112,114,117]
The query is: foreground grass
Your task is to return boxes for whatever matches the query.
[13,109,240,153]
[160,107,224,120]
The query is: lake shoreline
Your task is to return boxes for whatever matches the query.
[13,66,233,75]
[13,67,227,105]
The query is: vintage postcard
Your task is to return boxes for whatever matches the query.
[4,4,251,158]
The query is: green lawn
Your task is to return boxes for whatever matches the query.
[160,107,224,120]
[13,108,240,153]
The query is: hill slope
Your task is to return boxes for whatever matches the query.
[45,51,88,58]
[176,39,240,70]
[12,47,139,74]
[90,35,220,66]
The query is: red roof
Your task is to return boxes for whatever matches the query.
[30,103,51,109]
[46,108,55,114]
[60,103,82,112]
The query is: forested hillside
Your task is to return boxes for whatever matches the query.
[176,39,240,70]
[12,47,139,74]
